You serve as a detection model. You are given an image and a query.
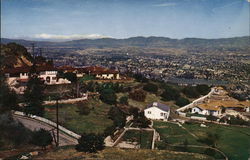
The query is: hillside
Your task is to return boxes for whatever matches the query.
[0,43,33,69]
[1,36,249,50]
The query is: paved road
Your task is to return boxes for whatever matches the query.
[13,114,78,146]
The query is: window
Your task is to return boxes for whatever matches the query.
[148,111,151,114]
[160,113,164,116]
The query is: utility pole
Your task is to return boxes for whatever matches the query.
[56,99,59,147]
[38,48,42,57]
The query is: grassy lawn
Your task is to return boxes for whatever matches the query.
[33,146,214,160]
[154,121,203,146]
[183,123,250,160]
[122,130,153,149]
[44,99,113,134]
[154,121,250,160]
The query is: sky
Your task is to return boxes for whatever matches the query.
[1,0,249,41]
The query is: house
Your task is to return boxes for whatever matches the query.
[144,102,170,121]
[81,66,120,80]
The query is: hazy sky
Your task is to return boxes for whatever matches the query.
[1,0,249,40]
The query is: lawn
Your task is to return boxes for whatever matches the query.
[183,123,250,160]
[33,146,214,160]
[44,98,113,134]
[122,130,153,149]
[154,121,250,160]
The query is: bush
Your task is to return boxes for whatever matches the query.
[77,102,91,115]
[108,107,126,128]
[76,133,104,153]
[196,85,210,95]
[143,83,158,93]
[99,89,117,105]
[182,86,200,98]
[119,96,128,105]
[129,90,147,102]
[31,129,53,148]
[161,86,180,101]
[175,97,190,107]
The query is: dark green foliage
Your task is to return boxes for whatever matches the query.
[77,102,91,115]
[0,75,18,113]
[230,92,247,101]
[0,113,32,147]
[204,148,216,157]
[206,115,218,121]
[133,74,149,83]
[129,89,147,102]
[99,88,117,105]
[31,129,53,148]
[196,85,210,95]
[108,107,126,128]
[64,72,77,83]
[227,115,250,125]
[129,107,140,119]
[143,83,158,93]
[103,125,116,137]
[119,96,128,105]
[161,86,180,101]
[133,112,151,128]
[76,133,104,153]
[24,75,45,116]
[182,86,200,98]
[175,97,190,107]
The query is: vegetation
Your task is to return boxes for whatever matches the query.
[31,129,53,149]
[44,100,113,134]
[107,106,126,128]
[122,130,153,149]
[24,75,45,116]
[175,97,190,107]
[76,133,104,153]
[182,86,200,98]
[100,89,117,105]
[196,85,210,95]
[129,89,147,102]
[161,86,180,101]
[143,83,158,94]
[76,101,91,115]
[119,96,128,105]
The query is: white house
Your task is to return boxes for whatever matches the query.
[191,106,221,116]
[144,102,170,121]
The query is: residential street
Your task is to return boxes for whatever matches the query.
[13,114,78,146]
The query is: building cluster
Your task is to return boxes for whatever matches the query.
[3,64,121,94]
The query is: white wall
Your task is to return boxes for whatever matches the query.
[144,107,169,120]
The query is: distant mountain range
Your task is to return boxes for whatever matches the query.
[1,36,249,49]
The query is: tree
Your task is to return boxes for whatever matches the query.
[196,85,210,95]
[161,87,180,101]
[119,96,128,105]
[129,107,140,119]
[24,75,45,116]
[198,132,220,147]
[182,86,200,98]
[129,89,147,102]
[108,107,126,128]
[31,129,53,148]
[133,111,151,128]
[64,72,77,83]
[100,88,117,105]
[76,133,104,153]
[0,74,18,113]
[175,97,190,107]
[143,83,158,93]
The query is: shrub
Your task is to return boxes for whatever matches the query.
[77,102,91,115]
[143,83,158,93]
[99,88,117,105]
[31,129,53,148]
[161,86,180,101]
[196,84,210,95]
[76,133,104,153]
[182,86,200,98]
[119,96,128,105]
[129,90,147,102]
[175,97,190,107]
[108,107,126,128]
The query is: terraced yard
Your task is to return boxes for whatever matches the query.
[154,121,250,160]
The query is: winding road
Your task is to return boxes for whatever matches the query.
[13,114,78,146]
